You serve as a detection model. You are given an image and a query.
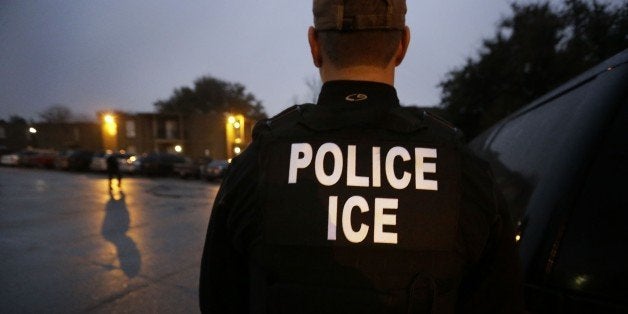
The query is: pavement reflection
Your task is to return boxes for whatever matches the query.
[0,167,216,313]
[102,189,141,278]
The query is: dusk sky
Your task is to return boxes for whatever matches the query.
[2,1,560,121]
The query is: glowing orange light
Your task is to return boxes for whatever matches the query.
[103,114,117,136]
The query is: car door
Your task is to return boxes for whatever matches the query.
[469,49,628,312]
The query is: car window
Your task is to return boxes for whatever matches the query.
[470,64,628,276]
[209,160,227,167]
[474,83,595,221]
[544,101,628,303]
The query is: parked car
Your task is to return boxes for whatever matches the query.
[89,152,109,172]
[138,153,186,176]
[25,150,56,168]
[90,152,133,173]
[1,152,21,166]
[201,159,229,181]
[468,49,628,313]
[1,150,54,168]
[0,147,13,159]
[119,154,139,174]
[5,150,37,167]
[67,150,94,171]
[0,147,15,166]
[173,157,197,179]
[54,150,73,170]
[173,157,212,179]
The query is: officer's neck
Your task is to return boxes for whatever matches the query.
[319,64,395,86]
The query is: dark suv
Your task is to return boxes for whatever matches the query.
[469,49,627,313]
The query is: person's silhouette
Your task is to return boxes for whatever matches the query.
[106,154,122,190]
[103,190,141,278]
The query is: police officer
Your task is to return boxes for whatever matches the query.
[106,153,121,190]
[199,0,522,313]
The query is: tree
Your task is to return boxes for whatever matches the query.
[439,0,628,140]
[9,115,27,125]
[154,75,267,120]
[38,104,74,123]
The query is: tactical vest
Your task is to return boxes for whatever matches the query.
[250,104,465,314]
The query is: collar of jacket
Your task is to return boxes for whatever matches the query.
[317,80,400,108]
[301,80,412,131]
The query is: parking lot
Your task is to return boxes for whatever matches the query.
[0,167,218,313]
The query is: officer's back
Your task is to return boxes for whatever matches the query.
[199,1,522,313]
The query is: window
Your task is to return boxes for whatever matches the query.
[165,120,177,139]
[475,83,595,221]
[126,120,136,138]
[0,126,5,139]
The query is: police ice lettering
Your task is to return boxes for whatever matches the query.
[288,143,439,245]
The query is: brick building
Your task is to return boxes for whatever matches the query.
[34,122,103,151]
[1,111,253,160]
[0,120,101,151]
[100,111,253,160]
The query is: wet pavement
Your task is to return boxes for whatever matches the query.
[0,167,219,313]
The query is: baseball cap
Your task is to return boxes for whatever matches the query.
[313,0,407,31]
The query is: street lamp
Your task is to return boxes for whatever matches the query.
[27,126,38,148]
[174,145,183,153]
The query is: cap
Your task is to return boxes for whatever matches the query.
[313,0,407,31]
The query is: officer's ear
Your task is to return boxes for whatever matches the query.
[308,26,323,68]
[394,26,411,67]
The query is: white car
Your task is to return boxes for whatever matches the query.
[89,153,109,172]
[1,153,19,166]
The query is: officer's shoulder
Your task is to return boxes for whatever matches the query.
[252,104,314,139]
[421,110,463,139]
[392,106,463,141]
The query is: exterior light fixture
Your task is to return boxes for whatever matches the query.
[225,113,246,160]
[104,114,115,124]
[103,113,117,136]
[29,127,37,134]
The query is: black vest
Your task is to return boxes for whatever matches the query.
[250,103,465,314]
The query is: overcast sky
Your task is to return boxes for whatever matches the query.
[1,1,544,121]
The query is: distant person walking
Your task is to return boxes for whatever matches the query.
[106,154,121,189]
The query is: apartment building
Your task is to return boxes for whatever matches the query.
[101,111,253,160]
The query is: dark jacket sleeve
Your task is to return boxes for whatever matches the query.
[199,142,262,313]
[456,149,524,313]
